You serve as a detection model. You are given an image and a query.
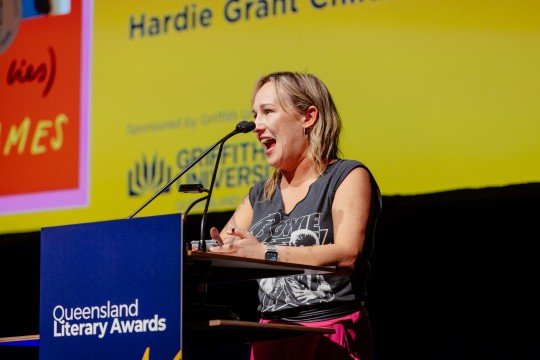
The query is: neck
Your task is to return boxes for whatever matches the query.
[281,156,319,188]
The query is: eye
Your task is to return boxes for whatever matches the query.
[264,109,273,115]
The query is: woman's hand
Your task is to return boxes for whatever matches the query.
[209,227,265,259]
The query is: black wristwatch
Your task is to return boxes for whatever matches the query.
[264,244,279,261]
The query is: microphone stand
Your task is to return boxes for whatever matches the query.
[127,121,254,220]
[197,141,225,252]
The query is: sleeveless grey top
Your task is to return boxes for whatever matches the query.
[248,159,382,322]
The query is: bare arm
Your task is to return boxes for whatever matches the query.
[209,195,253,244]
[209,167,373,271]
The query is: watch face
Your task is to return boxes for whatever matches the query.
[265,244,278,261]
[265,251,278,261]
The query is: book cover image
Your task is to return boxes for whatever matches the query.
[0,0,89,214]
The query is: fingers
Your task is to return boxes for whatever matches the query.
[208,239,235,254]
[208,226,234,253]
[209,227,223,245]
[208,233,239,253]
[226,227,249,238]
[208,227,252,255]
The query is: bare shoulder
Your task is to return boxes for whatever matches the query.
[334,166,372,209]
[340,166,372,190]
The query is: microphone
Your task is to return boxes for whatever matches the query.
[127,120,255,220]
[235,120,256,133]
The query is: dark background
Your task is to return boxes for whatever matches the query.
[1,183,539,359]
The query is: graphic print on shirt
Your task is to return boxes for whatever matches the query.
[251,212,334,311]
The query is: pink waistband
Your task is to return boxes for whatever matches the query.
[260,308,363,328]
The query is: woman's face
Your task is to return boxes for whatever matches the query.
[252,82,308,171]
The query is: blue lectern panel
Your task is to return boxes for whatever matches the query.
[40,214,182,360]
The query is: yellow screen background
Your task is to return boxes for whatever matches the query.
[1,0,539,233]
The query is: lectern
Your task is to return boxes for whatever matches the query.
[40,213,183,360]
[2,214,334,359]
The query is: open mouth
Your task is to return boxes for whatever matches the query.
[261,138,276,153]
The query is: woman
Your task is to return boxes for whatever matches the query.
[209,71,382,360]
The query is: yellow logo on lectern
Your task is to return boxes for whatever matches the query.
[142,347,181,360]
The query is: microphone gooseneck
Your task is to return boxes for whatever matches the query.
[198,121,254,250]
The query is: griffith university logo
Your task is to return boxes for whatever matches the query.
[128,154,172,196]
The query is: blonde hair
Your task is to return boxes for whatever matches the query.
[252,71,342,199]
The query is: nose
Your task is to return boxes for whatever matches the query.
[253,117,264,134]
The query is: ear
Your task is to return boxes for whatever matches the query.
[303,105,318,129]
